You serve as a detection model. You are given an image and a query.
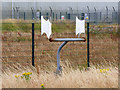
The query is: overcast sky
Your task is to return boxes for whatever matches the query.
[2,1,118,12]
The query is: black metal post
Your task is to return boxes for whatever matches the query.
[106,6,108,23]
[16,7,20,19]
[46,12,48,19]
[12,8,15,19]
[112,12,114,23]
[24,12,25,20]
[100,12,102,22]
[94,7,96,24]
[31,8,34,20]
[89,13,90,21]
[87,22,90,67]
[49,7,52,20]
[32,23,35,66]
[81,13,84,20]
[68,13,70,20]
[112,7,116,24]
[66,12,67,19]
[94,12,96,23]
[40,12,41,20]
[56,14,57,20]
[53,12,54,21]
[60,12,61,19]
[32,12,34,20]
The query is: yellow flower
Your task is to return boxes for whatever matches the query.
[27,72,32,75]
[22,72,32,76]
[102,69,106,72]
[100,69,109,73]
[25,73,29,75]
[40,84,44,87]
[15,75,17,78]
[22,72,26,75]
[15,75,19,78]
[100,69,102,72]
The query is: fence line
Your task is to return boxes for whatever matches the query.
[2,19,118,70]
[2,9,118,24]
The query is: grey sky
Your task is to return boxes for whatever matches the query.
[2,2,118,12]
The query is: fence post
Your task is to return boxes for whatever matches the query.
[60,12,61,19]
[24,12,25,20]
[53,12,54,21]
[46,12,48,19]
[66,12,67,19]
[32,12,34,20]
[32,23,35,66]
[88,13,90,22]
[81,13,84,20]
[56,14,57,20]
[94,12,96,24]
[68,13,70,20]
[100,12,102,22]
[40,12,41,20]
[87,22,90,67]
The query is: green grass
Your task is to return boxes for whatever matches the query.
[2,19,118,36]
[2,23,19,31]
[2,23,75,33]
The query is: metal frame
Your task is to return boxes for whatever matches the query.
[49,38,86,73]
[31,22,90,75]
[57,41,68,73]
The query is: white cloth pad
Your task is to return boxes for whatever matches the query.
[41,16,52,39]
[76,16,85,36]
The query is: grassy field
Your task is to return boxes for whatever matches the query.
[2,61,118,88]
[1,19,118,88]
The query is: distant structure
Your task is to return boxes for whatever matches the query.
[2,2,118,23]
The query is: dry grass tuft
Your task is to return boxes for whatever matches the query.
[2,62,118,88]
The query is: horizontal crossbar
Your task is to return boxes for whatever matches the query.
[49,38,86,42]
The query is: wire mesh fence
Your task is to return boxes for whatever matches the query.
[2,9,118,24]
[1,16,118,70]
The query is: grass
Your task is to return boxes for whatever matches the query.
[2,61,118,88]
[2,19,76,33]
[2,31,118,69]
[1,19,118,88]
[2,19,118,34]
